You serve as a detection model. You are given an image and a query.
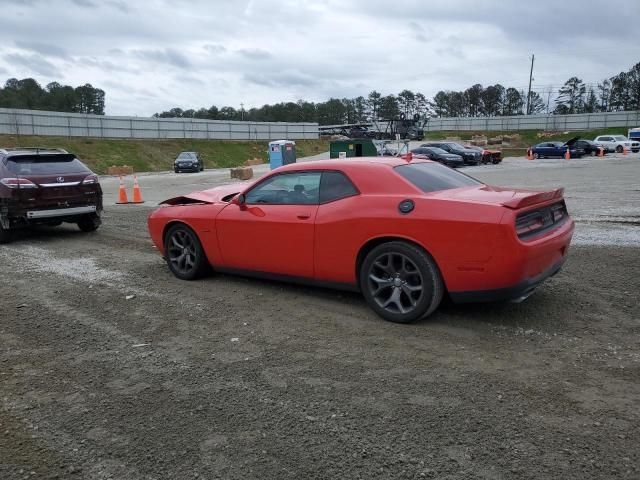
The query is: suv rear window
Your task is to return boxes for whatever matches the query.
[395,162,481,193]
[5,154,90,175]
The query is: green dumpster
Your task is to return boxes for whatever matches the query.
[329,139,378,159]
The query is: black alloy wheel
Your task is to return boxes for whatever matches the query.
[616,145,623,153]
[164,224,209,280]
[360,242,443,323]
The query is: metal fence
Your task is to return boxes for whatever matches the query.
[0,108,319,140]
[423,110,640,132]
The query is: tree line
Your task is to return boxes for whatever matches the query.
[0,78,105,115]
[154,61,640,124]
[1,61,638,123]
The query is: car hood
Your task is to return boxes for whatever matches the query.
[427,184,565,209]
[160,183,251,205]
[563,136,580,146]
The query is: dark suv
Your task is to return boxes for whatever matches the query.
[174,152,204,173]
[421,142,481,165]
[0,148,103,243]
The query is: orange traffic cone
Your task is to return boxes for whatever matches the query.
[598,147,604,157]
[564,148,571,161]
[116,176,129,204]
[130,175,144,204]
[526,146,534,160]
[623,146,628,156]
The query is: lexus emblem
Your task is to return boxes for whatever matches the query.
[56,177,65,183]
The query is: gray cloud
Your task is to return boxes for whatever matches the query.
[203,44,226,54]
[244,70,321,88]
[3,53,60,77]
[131,48,191,68]
[15,40,69,58]
[237,48,272,60]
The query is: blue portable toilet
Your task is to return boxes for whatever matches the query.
[269,140,296,170]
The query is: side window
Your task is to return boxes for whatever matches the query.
[319,171,359,204]
[245,172,321,205]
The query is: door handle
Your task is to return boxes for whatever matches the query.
[297,214,311,220]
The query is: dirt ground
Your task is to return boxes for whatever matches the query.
[1,156,639,479]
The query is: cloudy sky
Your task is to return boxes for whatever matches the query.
[1,0,638,116]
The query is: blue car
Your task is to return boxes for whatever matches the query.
[532,137,585,159]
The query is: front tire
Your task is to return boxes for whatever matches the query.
[164,224,210,280]
[616,145,623,153]
[533,153,540,159]
[360,241,444,323]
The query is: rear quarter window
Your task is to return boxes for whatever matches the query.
[395,162,481,193]
[319,171,358,203]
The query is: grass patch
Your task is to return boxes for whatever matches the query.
[0,135,329,174]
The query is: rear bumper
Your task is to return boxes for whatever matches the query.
[27,205,97,219]
[449,257,566,303]
[0,197,102,229]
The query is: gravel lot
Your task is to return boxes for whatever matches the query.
[1,154,639,479]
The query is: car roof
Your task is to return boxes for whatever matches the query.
[276,157,432,173]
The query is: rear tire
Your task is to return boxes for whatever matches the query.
[78,216,101,232]
[616,145,623,153]
[359,241,443,323]
[164,223,210,280]
[0,226,12,244]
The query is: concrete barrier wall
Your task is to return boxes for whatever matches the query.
[424,110,640,132]
[0,108,319,140]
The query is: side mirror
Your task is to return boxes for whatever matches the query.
[235,193,246,208]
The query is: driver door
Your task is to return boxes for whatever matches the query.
[215,171,321,278]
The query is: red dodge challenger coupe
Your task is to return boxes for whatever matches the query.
[148,157,574,323]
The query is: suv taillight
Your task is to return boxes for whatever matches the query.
[82,174,99,185]
[0,178,38,189]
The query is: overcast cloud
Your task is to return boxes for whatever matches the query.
[0,0,638,116]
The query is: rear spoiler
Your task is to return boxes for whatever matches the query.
[502,188,564,209]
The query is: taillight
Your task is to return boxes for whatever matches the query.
[515,201,568,239]
[82,174,99,185]
[516,213,545,236]
[0,178,38,189]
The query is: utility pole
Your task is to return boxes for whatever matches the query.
[526,54,535,115]
[240,102,245,121]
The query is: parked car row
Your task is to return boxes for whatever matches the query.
[532,135,640,159]
[411,141,502,168]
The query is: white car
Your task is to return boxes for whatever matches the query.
[593,135,640,153]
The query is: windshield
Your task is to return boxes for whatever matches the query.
[5,154,90,175]
[395,162,482,193]
[177,152,195,160]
